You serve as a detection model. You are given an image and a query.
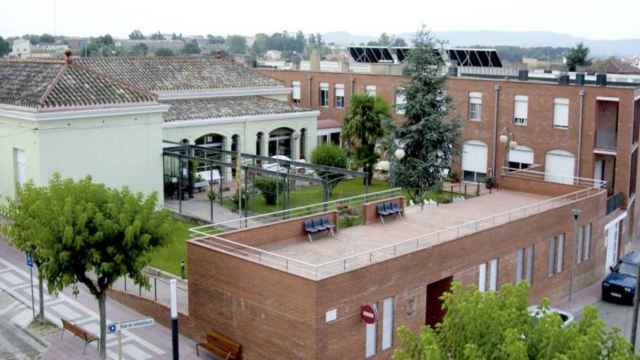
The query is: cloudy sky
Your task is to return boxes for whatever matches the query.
[1,0,639,39]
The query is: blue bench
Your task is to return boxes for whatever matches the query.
[376,202,403,224]
[304,217,336,242]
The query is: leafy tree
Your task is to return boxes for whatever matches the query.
[129,43,149,57]
[39,33,55,44]
[254,177,282,205]
[393,29,461,203]
[225,35,248,54]
[2,175,175,359]
[182,40,201,54]
[311,144,348,194]
[392,37,408,47]
[342,93,391,185]
[252,33,269,56]
[96,34,114,48]
[566,42,592,71]
[171,33,183,41]
[0,37,10,57]
[149,31,165,40]
[207,34,225,45]
[128,29,145,40]
[394,282,639,360]
[155,48,174,57]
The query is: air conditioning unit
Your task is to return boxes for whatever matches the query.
[513,117,527,126]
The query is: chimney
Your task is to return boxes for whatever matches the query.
[575,73,585,86]
[558,74,570,86]
[518,69,529,81]
[64,49,72,65]
[309,49,320,72]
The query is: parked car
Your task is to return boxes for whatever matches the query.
[602,251,640,305]
[528,306,575,327]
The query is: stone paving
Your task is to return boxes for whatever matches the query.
[0,238,202,360]
[0,291,46,359]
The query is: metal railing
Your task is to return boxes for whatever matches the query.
[607,192,625,214]
[501,167,607,189]
[458,66,519,78]
[190,188,404,236]
[191,186,604,281]
[110,271,189,315]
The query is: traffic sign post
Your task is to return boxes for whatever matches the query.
[108,318,155,359]
[26,254,35,320]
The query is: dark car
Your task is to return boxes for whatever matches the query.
[602,251,640,305]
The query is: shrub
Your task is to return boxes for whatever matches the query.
[254,177,280,205]
[311,144,348,194]
[485,176,497,190]
[447,170,460,183]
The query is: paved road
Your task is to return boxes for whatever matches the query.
[0,237,202,360]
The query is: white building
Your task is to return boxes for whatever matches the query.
[10,39,31,58]
[0,55,318,203]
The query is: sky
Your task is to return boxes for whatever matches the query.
[2,0,640,40]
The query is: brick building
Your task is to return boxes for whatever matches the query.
[187,172,616,359]
[258,66,640,251]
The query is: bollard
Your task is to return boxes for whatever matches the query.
[180,260,186,280]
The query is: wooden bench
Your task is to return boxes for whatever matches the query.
[60,318,99,354]
[196,330,241,359]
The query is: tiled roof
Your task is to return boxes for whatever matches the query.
[75,56,284,92]
[163,96,308,122]
[0,60,157,111]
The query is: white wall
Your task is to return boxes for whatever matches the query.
[0,116,40,200]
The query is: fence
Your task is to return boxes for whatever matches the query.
[500,167,607,189]
[110,271,189,315]
[192,186,604,281]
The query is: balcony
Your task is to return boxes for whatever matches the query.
[607,192,625,215]
[594,101,619,154]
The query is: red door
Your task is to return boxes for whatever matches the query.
[426,276,453,327]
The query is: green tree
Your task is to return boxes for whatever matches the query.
[342,93,391,185]
[128,29,145,40]
[2,175,175,359]
[0,37,10,57]
[207,34,225,45]
[182,40,201,54]
[149,31,165,40]
[155,48,174,57]
[129,43,149,56]
[394,282,639,360]
[226,35,247,54]
[252,33,269,56]
[392,37,408,47]
[566,42,592,71]
[393,29,461,203]
[311,144,348,194]
[39,33,55,44]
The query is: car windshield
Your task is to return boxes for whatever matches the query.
[618,262,638,277]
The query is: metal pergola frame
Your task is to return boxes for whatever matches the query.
[162,141,368,222]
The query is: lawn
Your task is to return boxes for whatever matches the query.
[148,217,219,276]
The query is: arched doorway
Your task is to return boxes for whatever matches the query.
[194,133,225,171]
[269,127,293,157]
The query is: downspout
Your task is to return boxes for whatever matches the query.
[492,83,501,176]
[576,89,586,178]
[308,75,313,108]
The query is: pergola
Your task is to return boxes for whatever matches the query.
[162,140,368,221]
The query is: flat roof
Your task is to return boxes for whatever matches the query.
[261,190,548,265]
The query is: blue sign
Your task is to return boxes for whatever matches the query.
[108,323,118,334]
[26,254,33,268]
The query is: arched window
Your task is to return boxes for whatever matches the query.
[269,127,294,158]
[299,128,307,160]
[508,145,534,170]
[194,133,225,171]
[256,132,264,156]
[462,140,488,182]
[544,149,575,184]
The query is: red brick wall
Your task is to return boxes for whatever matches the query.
[221,211,338,247]
[499,173,589,196]
[362,196,405,224]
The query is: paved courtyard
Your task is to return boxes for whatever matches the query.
[0,290,46,359]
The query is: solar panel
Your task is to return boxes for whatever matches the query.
[346,46,502,68]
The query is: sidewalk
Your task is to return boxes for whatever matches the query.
[0,237,201,359]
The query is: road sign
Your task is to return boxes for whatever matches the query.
[110,318,155,333]
[26,254,33,268]
[108,323,118,334]
[360,304,377,324]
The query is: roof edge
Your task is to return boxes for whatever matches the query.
[162,110,320,128]
[0,103,170,122]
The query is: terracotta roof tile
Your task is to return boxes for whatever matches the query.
[163,96,308,122]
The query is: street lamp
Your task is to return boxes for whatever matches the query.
[394,148,406,161]
[569,208,582,304]
[499,130,518,170]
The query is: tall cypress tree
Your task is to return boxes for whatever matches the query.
[393,28,461,203]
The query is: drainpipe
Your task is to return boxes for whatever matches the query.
[576,89,586,178]
[492,83,501,176]
[308,75,313,108]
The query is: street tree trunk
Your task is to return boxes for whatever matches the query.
[98,292,107,359]
[37,271,44,324]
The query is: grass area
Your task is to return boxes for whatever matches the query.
[148,217,220,276]
[227,178,393,215]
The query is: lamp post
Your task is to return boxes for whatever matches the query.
[391,148,406,187]
[499,130,518,172]
[569,208,582,304]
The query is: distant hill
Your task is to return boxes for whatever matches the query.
[324,31,640,58]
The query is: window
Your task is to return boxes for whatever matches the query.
[292,81,301,104]
[577,223,592,263]
[382,297,394,350]
[514,95,528,126]
[13,148,27,186]
[516,245,535,284]
[320,82,329,107]
[548,234,565,276]
[553,98,569,128]
[631,149,638,197]
[508,146,534,170]
[366,85,377,97]
[335,84,345,108]
[395,88,406,115]
[469,92,482,121]
[478,258,499,292]
[365,303,377,357]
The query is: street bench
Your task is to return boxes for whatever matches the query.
[60,318,99,354]
[376,201,403,224]
[196,330,241,359]
[304,217,336,242]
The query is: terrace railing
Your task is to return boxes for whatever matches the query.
[501,167,607,189]
[191,186,605,281]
